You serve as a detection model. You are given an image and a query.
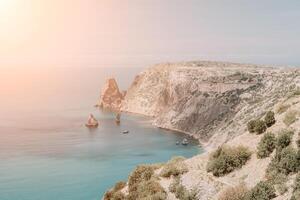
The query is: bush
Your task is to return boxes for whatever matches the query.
[247,119,267,134]
[245,181,276,200]
[103,181,126,200]
[283,110,298,126]
[160,157,188,178]
[218,184,248,200]
[276,147,300,174]
[169,177,198,200]
[254,120,267,134]
[268,146,300,176]
[257,132,276,158]
[135,179,167,200]
[264,111,276,127]
[247,120,257,133]
[128,165,154,192]
[276,130,293,150]
[207,146,251,177]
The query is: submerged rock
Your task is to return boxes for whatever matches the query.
[97,78,124,111]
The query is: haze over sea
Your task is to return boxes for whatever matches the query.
[0,67,200,200]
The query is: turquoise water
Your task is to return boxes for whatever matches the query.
[0,67,201,200]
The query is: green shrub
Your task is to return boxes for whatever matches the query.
[247,119,267,134]
[254,120,267,134]
[128,165,154,192]
[257,132,276,158]
[264,111,276,127]
[265,169,287,186]
[160,156,188,178]
[207,146,251,177]
[218,184,248,200]
[247,120,257,133]
[245,181,276,200]
[276,130,293,150]
[269,146,300,175]
[283,110,298,126]
[169,177,198,200]
[277,147,300,174]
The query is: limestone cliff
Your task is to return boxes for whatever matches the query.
[103,61,300,200]
[97,78,124,111]
[122,61,299,145]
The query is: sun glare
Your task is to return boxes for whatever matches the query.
[0,0,17,14]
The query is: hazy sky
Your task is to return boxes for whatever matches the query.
[1,0,300,67]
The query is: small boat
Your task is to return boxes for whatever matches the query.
[176,141,180,145]
[122,130,129,134]
[86,114,99,128]
[181,138,189,145]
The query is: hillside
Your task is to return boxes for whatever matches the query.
[102,61,300,200]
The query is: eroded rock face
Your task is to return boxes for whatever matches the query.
[122,61,299,142]
[97,78,124,111]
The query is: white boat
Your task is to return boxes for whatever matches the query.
[122,130,129,134]
[182,138,189,145]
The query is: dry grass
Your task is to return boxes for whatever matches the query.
[276,104,291,114]
[283,110,298,126]
[218,184,248,200]
[160,157,188,178]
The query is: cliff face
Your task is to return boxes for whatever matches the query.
[122,61,299,144]
[97,78,124,111]
[103,61,300,200]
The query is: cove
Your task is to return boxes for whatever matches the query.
[0,111,200,200]
[0,67,201,200]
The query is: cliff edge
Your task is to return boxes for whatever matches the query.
[122,61,299,147]
[102,61,300,200]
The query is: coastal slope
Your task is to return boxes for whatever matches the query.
[122,61,298,145]
[102,61,300,200]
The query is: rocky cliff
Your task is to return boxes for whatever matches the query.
[103,61,300,200]
[122,61,299,145]
[97,78,124,111]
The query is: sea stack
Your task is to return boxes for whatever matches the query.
[97,78,124,111]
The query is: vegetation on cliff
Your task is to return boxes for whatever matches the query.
[257,132,276,158]
[207,146,251,177]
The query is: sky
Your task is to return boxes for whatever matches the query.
[0,0,300,68]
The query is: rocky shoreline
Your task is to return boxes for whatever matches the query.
[100,61,300,199]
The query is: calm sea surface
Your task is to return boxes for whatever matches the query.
[0,67,201,200]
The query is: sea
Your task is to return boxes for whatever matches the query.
[0,67,201,200]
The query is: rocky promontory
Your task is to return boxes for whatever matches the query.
[102,61,300,200]
[97,78,124,111]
